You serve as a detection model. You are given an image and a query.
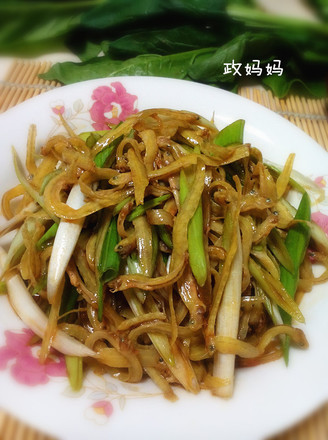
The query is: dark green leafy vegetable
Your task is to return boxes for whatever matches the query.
[107,25,225,58]
[0,1,91,56]
[41,48,216,84]
[279,192,311,364]
[2,1,327,97]
[80,0,226,29]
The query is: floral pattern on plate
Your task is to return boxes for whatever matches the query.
[90,82,138,130]
[0,329,66,385]
[49,81,138,137]
[0,326,161,423]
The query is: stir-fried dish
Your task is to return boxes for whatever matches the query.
[1,108,328,400]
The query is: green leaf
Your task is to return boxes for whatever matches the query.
[40,47,216,84]
[81,0,227,29]
[77,40,104,62]
[9,0,324,98]
[107,25,227,58]
[263,75,327,99]
[0,1,97,56]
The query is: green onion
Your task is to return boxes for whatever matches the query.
[94,134,123,168]
[36,223,59,250]
[249,257,304,323]
[162,252,169,265]
[157,225,173,249]
[279,192,311,364]
[180,169,207,287]
[98,216,120,283]
[214,119,245,147]
[125,256,175,367]
[127,252,142,275]
[213,226,242,397]
[126,194,171,222]
[32,275,47,296]
[126,253,146,304]
[65,355,83,391]
[60,280,79,319]
[79,130,109,147]
[39,169,62,195]
[97,215,121,321]
[112,196,133,216]
[267,228,294,273]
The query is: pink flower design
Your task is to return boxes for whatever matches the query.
[0,329,66,386]
[92,400,114,417]
[86,400,114,424]
[52,105,65,115]
[312,211,328,235]
[89,82,138,130]
[314,176,326,188]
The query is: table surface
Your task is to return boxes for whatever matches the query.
[0,58,327,440]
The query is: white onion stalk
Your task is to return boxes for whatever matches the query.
[213,226,243,398]
[47,184,85,303]
[0,247,94,357]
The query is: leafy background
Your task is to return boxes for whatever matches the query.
[0,0,327,97]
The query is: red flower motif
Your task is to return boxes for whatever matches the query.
[89,82,138,130]
[0,329,66,386]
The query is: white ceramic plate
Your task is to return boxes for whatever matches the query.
[0,77,328,440]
